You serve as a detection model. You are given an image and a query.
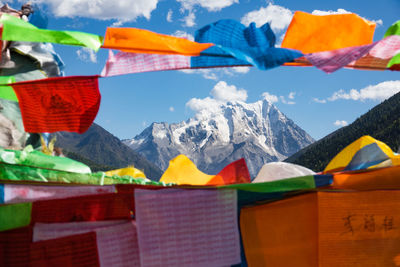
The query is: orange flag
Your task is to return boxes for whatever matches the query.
[103,27,213,56]
[281,11,376,54]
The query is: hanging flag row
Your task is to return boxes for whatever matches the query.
[0,11,399,134]
[0,10,399,73]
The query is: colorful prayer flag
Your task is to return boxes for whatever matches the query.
[281,11,376,53]
[135,188,241,267]
[12,76,100,134]
[103,27,213,55]
[0,14,103,51]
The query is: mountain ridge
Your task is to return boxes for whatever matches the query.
[125,99,314,177]
[285,91,400,171]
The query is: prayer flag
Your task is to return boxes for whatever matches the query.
[305,42,377,73]
[195,20,303,69]
[103,27,213,55]
[0,227,32,267]
[0,202,31,231]
[384,20,400,37]
[12,76,100,134]
[2,184,116,204]
[30,232,100,267]
[241,190,400,266]
[34,220,140,267]
[281,11,376,53]
[0,76,17,101]
[0,14,103,51]
[101,50,190,77]
[207,158,251,185]
[31,193,134,223]
[135,188,240,267]
[160,154,214,185]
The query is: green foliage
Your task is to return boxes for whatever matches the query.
[285,92,400,172]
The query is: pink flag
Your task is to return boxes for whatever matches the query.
[134,188,241,267]
[101,50,191,77]
[305,42,377,73]
[349,35,400,70]
[4,184,116,204]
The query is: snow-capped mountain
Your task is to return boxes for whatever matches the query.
[124,99,314,177]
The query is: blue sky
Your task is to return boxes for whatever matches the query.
[6,0,400,141]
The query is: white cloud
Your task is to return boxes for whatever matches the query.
[263,92,296,104]
[177,0,238,28]
[169,106,175,112]
[177,0,238,12]
[180,66,250,80]
[262,92,278,103]
[280,96,295,105]
[211,81,247,102]
[312,98,327,104]
[241,3,293,32]
[182,11,196,27]
[186,81,246,114]
[334,120,348,127]
[33,0,159,22]
[76,47,97,63]
[327,81,400,102]
[311,8,351,16]
[186,96,221,114]
[231,66,250,74]
[312,8,383,27]
[180,69,218,80]
[172,30,194,41]
[167,9,173,22]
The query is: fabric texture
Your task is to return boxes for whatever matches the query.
[281,11,376,53]
[305,42,377,73]
[195,20,303,70]
[31,193,134,223]
[135,188,240,267]
[0,202,32,231]
[101,50,190,77]
[30,232,100,267]
[103,27,212,55]
[34,220,140,267]
[12,76,100,134]
[2,184,115,204]
[1,14,103,51]
[0,76,17,101]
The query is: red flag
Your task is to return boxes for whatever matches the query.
[30,232,100,267]
[207,158,251,185]
[12,76,100,133]
[0,227,32,267]
[31,193,134,223]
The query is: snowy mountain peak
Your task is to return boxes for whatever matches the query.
[124,99,314,177]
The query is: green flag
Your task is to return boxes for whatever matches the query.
[0,14,103,51]
[0,202,32,231]
[384,20,400,38]
[218,175,316,193]
[387,53,400,68]
[0,76,17,101]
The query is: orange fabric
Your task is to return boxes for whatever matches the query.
[241,191,400,266]
[103,27,213,56]
[332,165,400,190]
[240,193,318,267]
[318,191,400,266]
[281,11,376,54]
[207,158,251,185]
